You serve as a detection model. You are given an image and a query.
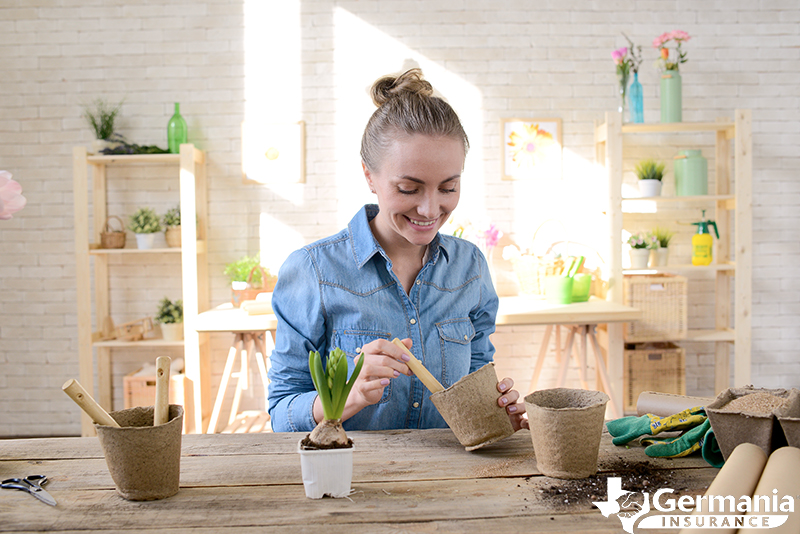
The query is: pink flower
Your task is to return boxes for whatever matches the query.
[670,30,691,42]
[611,46,628,64]
[482,224,503,248]
[0,171,26,220]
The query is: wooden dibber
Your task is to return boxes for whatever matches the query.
[62,379,121,428]
[154,356,171,426]
[391,338,444,394]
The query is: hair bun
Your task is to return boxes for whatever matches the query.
[370,68,434,107]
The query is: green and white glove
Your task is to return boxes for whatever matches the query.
[606,406,708,446]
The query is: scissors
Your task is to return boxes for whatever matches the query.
[1,475,57,506]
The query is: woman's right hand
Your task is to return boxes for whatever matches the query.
[349,338,413,409]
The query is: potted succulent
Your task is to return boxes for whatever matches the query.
[128,207,162,249]
[635,158,666,197]
[155,297,183,342]
[298,348,364,499]
[224,253,277,306]
[162,206,181,248]
[83,98,123,154]
[627,231,659,269]
[651,226,675,267]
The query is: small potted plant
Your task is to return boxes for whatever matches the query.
[128,207,161,249]
[83,98,123,154]
[298,348,364,499]
[162,206,181,248]
[155,297,183,342]
[634,158,666,197]
[627,231,659,269]
[651,227,675,267]
[224,253,276,306]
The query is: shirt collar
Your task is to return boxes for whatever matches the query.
[348,204,451,269]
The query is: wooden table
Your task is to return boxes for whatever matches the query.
[194,297,641,431]
[0,429,716,533]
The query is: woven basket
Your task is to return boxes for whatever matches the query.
[231,266,277,307]
[510,255,564,295]
[623,274,688,342]
[100,216,126,249]
[623,342,685,413]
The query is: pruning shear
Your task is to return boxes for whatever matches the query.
[1,475,57,506]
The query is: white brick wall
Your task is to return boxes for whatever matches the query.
[1,0,798,436]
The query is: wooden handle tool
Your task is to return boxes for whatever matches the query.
[391,338,444,394]
[62,379,120,427]
[154,356,171,426]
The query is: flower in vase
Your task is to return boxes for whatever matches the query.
[653,29,691,72]
[627,231,660,250]
[0,171,27,220]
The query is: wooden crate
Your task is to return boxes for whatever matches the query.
[623,274,687,342]
[123,370,195,433]
[623,342,686,413]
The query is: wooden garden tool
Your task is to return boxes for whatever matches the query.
[62,379,120,427]
[154,356,171,426]
[391,338,444,394]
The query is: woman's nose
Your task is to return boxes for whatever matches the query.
[417,193,438,218]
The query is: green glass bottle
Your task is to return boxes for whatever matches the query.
[167,102,187,154]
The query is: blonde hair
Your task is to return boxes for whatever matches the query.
[360,68,469,172]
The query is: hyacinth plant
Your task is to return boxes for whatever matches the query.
[653,30,691,72]
[305,348,364,449]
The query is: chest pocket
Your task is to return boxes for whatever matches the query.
[436,318,475,387]
[332,329,392,404]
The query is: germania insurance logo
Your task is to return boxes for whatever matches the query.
[593,477,793,533]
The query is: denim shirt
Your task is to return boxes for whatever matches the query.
[267,204,499,432]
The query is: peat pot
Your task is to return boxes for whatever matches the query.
[297,441,353,499]
[525,388,609,479]
[95,405,183,501]
[431,362,516,451]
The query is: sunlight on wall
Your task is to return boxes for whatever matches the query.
[332,7,485,228]
[245,0,305,269]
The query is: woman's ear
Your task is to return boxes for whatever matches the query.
[362,161,376,194]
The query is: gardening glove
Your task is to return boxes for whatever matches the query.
[606,406,708,446]
[641,419,724,468]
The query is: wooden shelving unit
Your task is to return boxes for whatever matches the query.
[595,110,752,412]
[72,145,210,436]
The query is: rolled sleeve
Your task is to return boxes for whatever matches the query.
[267,248,326,433]
[468,249,499,374]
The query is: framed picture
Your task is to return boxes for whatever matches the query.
[242,121,306,184]
[501,118,562,180]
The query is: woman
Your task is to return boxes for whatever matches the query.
[268,68,528,433]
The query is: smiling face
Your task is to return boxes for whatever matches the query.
[364,133,465,252]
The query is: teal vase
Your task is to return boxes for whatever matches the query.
[167,103,187,154]
[628,72,644,123]
[660,70,682,123]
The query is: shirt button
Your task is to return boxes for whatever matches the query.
[464,334,469,341]
[410,319,416,325]
[413,402,419,408]
[415,280,420,285]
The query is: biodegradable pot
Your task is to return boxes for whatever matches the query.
[297,441,353,499]
[95,405,183,501]
[706,386,790,460]
[430,362,516,451]
[160,322,183,342]
[777,389,800,449]
[638,179,662,197]
[525,388,609,479]
[165,225,181,248]
[135,233,156,250]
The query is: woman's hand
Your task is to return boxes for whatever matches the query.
[497,377,529,431]
[347,338,413,412]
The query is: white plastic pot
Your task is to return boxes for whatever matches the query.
[297,440,353,499]
[135,233,155,250]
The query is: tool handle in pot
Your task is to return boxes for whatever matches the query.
[391,338,444,394]
[154,356,171,426]
[62,379,120,427]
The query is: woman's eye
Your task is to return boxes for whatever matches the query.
[398,188,417,195]
[443,188,457,193]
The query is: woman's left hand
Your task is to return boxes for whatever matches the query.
[497,377,529,431]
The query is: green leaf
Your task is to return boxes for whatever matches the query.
[337,351,364,418]
[331,349,348,419]
[309,350,332,419]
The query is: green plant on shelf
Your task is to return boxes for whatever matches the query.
[628,231,659,249]
[162,206,181,227]
[652,227,675,248]
[128,207,161,234]
[634,158,666,181]
[83,98,123,140]
[224,253,269,285]
[155,297,183,324]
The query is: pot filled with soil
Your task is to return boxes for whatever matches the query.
[525,388,609,479]
[430,362,516,451]
[95,405,183,501]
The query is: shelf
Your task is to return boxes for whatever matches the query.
[623,263,735,274]
[86,151,205,165]
[621,121,735,136]
[89,241,207,254]
[683,329,736,342]
[622,195,736,213]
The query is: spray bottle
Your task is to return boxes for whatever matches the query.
[691,210,719,266]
